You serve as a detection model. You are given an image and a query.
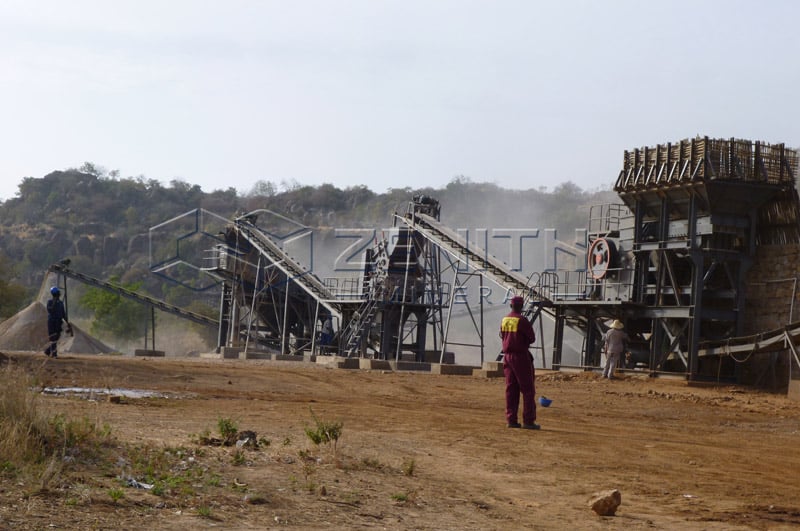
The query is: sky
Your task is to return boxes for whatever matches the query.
[1,0,799,201]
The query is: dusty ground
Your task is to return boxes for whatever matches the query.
[2,351,800,530]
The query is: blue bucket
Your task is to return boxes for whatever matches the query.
[538,396,552,407]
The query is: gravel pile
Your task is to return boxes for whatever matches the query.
[0,301,114,354]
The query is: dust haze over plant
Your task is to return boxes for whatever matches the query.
[282,179,614,366]
[0,168,614,359]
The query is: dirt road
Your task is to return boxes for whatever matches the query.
[2,352,800,530]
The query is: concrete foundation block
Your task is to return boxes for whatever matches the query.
[473,361,504,378]
[431,364,479,376]
[472,368,505,378]
[389,361,432,372]
[220,347,243,359]
[315,356,360,369]
[134,349,165,357]
[359,358,392,370]
[243,350,272,360]
[272,354,308,362]
[788,379,800,401]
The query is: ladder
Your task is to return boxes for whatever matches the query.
[341,289,385,357]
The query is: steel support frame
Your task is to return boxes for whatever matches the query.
[630,191,754,380]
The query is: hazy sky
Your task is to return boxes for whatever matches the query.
[1,0,798,201]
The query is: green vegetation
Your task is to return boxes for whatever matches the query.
[79,277,150,340]
[401,458,416,477]
[217,417,239,445]
[231,450,246,466]
[304,409,343,456]
[107,488,125,503]
[0,255,26,319]
[391,492,410,502]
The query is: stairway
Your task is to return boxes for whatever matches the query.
[341,290,385,357]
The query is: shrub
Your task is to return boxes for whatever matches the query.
[108,488,125,503]
[304,409,343,456]
[402,458,416,477]
[217,418,238,445]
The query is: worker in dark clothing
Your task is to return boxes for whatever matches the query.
[45,286,72,358]
[500,296,540,430]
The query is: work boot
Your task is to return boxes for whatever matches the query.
[522,423,541,430]
[507,422,521,428]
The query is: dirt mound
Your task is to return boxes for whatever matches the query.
[0,302,114,354]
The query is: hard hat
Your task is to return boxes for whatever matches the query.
[50,286,60,296]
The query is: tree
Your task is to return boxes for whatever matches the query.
[0,255,28,318]
[248,180,277,197]
[79,277,150,340]
[78,162,105,177]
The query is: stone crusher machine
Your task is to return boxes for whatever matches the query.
[577,137,800,381]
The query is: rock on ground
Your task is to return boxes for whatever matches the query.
[590,489,621,516]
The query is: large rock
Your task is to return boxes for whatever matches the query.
[102,235,122,266]
[74,235,95,259]
[128,233,149,255]
[590,489,621,516]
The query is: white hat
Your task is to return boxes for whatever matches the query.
[610,319,624,330]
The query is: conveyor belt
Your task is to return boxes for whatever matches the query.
[396,212,537,294]
[48,263,218,328]
[698,321,800,368]
[394,211,561,318]
[230,218,342,321]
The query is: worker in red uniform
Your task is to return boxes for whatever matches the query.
[500,296,540,430]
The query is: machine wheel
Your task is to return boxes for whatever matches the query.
[588,237,616,280]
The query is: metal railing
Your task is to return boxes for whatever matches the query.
[536,268,634,302]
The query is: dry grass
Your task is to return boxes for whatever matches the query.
[0,364,113,490]
[0,364,50,467]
